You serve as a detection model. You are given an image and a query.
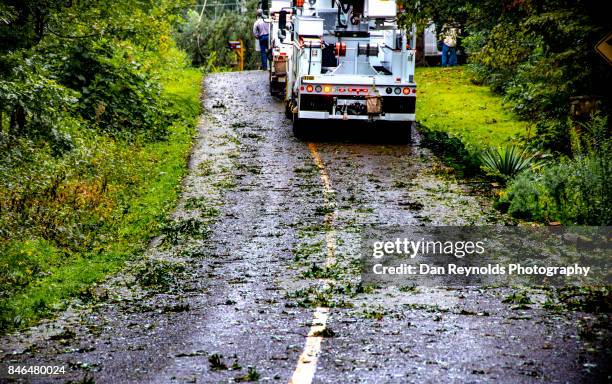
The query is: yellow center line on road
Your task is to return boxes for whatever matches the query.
[289,143,337,384]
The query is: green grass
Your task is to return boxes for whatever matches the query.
[0,68,202,333]
[416,67,529,149]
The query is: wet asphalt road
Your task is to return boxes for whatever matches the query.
[0,71,607,383]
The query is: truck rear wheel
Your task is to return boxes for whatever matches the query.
[389,121,413,144]
[292,117,306,140]
[269,76,281,98]
[285,101,293,119]
[403,122,414,143]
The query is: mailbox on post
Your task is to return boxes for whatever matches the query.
[227,40,244,71]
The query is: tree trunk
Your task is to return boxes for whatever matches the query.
[33,9,47,43]
[9,105,26,136]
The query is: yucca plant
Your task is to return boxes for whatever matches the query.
[480,145,540,180]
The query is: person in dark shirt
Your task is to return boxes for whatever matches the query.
[252,9,270,70]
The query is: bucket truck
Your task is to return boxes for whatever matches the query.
[273,0,417,139]
[268,0,293,97]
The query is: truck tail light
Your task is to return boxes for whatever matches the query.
[402,88,410,95]
[306,85,314,92]
[335,43,346,57]
[324,85,332,93]
[315,85,322,92]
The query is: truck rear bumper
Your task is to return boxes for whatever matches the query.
[298,111,415,121]
[297,93,415,120]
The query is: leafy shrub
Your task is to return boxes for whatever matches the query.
[570,112,610,157]
[0,53,77,154]
[0,67,201,334]
[53,39,171,141]
[531,118,572,154]
[480,145,540,180]
[0,131,117,249]
[0,239,63,300]
[470,22,536,92]
[496,171,547,219]
[500,153,611,225]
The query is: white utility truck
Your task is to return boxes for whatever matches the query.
[267,0,294,96]
[272,0,416,139]
[423,21,442,64]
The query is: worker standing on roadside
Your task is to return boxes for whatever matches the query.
[253,9,270,70]
[440,24,460,67]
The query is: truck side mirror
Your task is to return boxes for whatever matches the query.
[279,10,287,30]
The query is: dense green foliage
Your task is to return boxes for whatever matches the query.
[409,1,610,224]
[404,0,610,153]
[0,1,202,332]
[53,39,171,140]
[499,153,611,224]
[0,56,77,153]
[0,1,191,142]
[499,115,610,224]
[0,68,201,331]
[175,1,260,70]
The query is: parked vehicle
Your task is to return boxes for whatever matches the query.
[267,0,293,97]
[272,0,417,139]
[422,21,442,65]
